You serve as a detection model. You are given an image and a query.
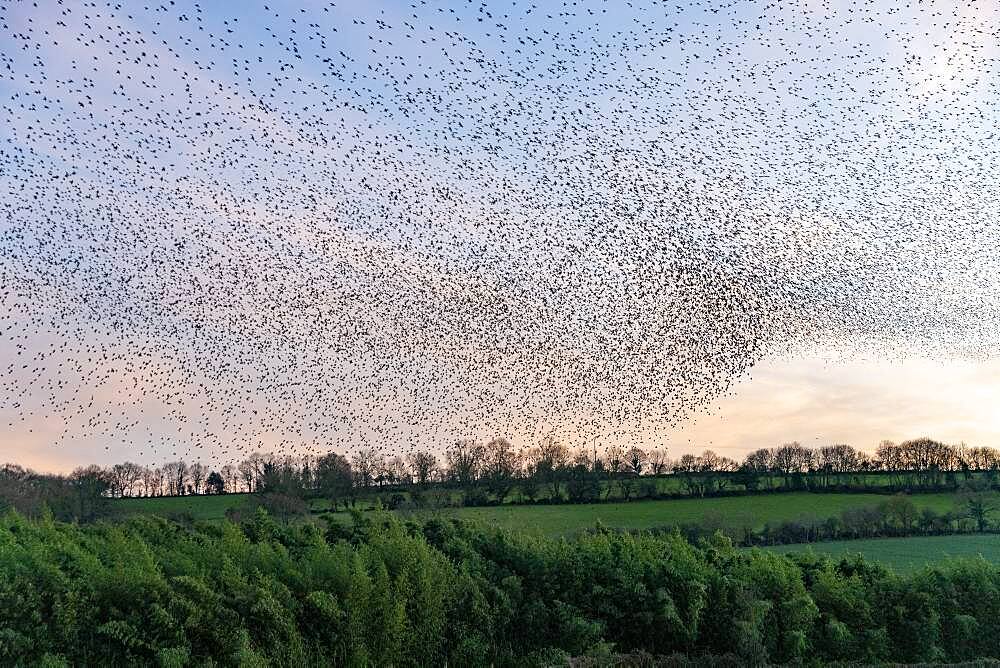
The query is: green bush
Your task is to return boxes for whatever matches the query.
[2,510,1000,665]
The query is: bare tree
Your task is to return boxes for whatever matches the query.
[772,442,812,488]
[406,451,438,485]
[163,461,189,496]
[141,466,163,497]
[818,444,862,487]
[189,462,207,495]
[220,464,240,493]
[518,448,542,502]
[626,447,647,477]
[445,439,485,487]
[743,448,775,490]
[238,459,256,493]
[108,462,143,498]
[482,437,518,503]
[533,435,570,500]
[674,453,704,496]
[571,448,593,470]
[378,455,407,486]
[236,452,274,493]
[647,448,670,476]
[351,446,380,489]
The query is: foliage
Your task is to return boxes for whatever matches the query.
[314,452,353,511]
[3,510,1000,665]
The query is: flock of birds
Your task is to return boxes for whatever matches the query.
[2,0,1000,468]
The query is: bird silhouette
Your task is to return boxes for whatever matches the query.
[1,0,999,467]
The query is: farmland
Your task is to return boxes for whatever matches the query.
[114,492,254,521]
[112,489,983,536]
[765,534,1000,572]
[426,490,967,536]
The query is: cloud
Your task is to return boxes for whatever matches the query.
[670,353,1000,457]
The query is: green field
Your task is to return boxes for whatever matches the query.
[114,493,254,520]
[114,491,976,534]
[408,491,968,537]
[112,490,987,542]
[764,534,1000,572]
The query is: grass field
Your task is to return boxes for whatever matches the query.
[114,493,253,520]
[112,490,988,541]
[763,534,1000,573]
[407,491,968,537]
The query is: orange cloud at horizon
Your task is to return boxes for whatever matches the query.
[668,354,1000,459]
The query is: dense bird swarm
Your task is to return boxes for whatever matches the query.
[2,1,999,465]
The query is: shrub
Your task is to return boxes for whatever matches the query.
[0,511,999,665]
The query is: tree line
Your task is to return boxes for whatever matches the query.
[5,508,1000,666]
[5,436,1000,520]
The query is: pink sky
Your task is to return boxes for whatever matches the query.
[669,354,1000,458]
[5,350,1000,473]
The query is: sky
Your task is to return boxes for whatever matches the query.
[7,352,1000,473]
[671,355,1000,459]
[3,0,1000,472]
